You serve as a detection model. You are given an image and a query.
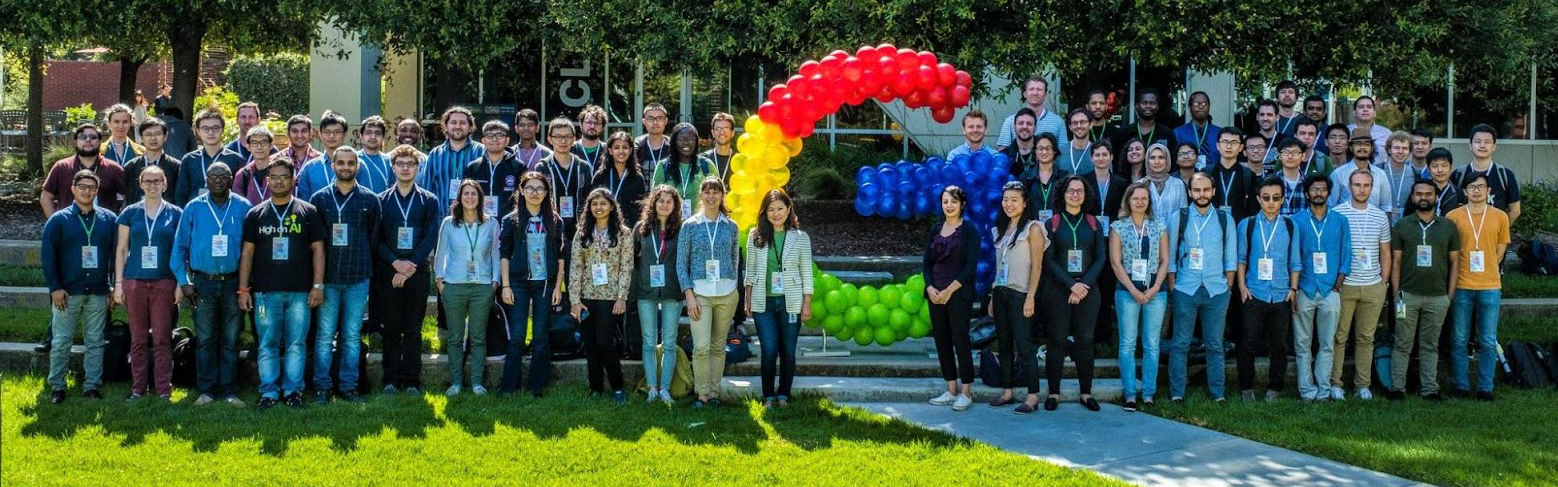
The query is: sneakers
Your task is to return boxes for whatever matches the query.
[647,388,662,402]
[1423,392,1444,401]
[225,396,247,408]
[1357,389,1373,401]
[1328,387,1345,401]
[285,393,305,409]
[658,390,675,404]
[928,391,956,406]
[84,389,102,400]
[446,385,462,397]
[1264,390,1280,402]
[1476,391,1495,401]
[382,384,399,395]
[1386,390,1406,401]
[404,386,421,396]
[1122,400,1138,412]
[951,394,973,411]
[50,389,65,404]
[1241,390,1256,402]
[256,396,278,410]
[342,390,364,403]
[194,394,215,406]
[472,385,488,396]
[125,393,144,402]
[612,390,627,403]
[776,397,789,408]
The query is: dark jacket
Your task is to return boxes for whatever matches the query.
[499,208,565,287]
[631,223,682,300]
[922,219,982,295]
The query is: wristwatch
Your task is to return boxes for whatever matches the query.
[312,283,324,291]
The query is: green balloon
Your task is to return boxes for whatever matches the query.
[858,286,879,308]
[844,306,867,328]
[919,303,930,323]
[880,286,902,308]
[821,273,842,294]
[854,325,875,345]
[866,304,890,327]
[822,315,845,334]
[889,309,911,331]
[894,327,909,341]
[906,274,927,295]
[824,290,848,314]
[874,325,896,346]
[902,288,924,310]
[804,307,826,327]
[839,283,859,306]
[909,319,932,338]
[832,325,853,341]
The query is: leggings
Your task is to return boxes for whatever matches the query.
[992,287,1041,393]
[580,299,625,393]
[1042,280,1100,395]
[928,287,975,384]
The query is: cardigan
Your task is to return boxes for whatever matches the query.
[743,228,815,314]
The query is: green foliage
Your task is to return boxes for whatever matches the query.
[61,103,95,127]
[1511,180,1558,238]
[225,53,310,118]
[788,143,903,200]
[193,86,241,141]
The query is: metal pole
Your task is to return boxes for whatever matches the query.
[680,67,692,123]
[1447,62,1455,139]
[1531,60,1538,140]
[1128,57,1137,124]
[538,46,545,121]
[634,61,645,137]
[603,52,610,120]
[829,114,836,150]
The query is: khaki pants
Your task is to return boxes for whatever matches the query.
[690,290,740,397]
[1392,292,1449,394]
[1332,281,1387,391]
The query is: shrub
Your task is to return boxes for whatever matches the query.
[788,143,907,199]
[193,86,241,141]
[62,103,96,127]
[225,53,309,118]
[1511,180,1558,238]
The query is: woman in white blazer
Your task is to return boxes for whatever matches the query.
[743,189,814,409]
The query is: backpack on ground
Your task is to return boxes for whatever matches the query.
[103,319,132,382]
[724,328,752,365]
[548,304,584,360]
[968,316,997,349]
[618,306,643,361]
[635,344,695,398]
[1501,341,1553,389]
[171,326,197,388]
[1373,330,1394,390]
[1520,239,1558,276]
[485,301,510,358]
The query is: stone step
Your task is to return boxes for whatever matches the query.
[812,255,922,280]
[821,270,899,287]
[0,240,41,267]
[721,376,1124,402]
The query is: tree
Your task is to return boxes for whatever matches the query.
[0,0,90,174]
[159,0,317,122]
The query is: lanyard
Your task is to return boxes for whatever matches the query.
[549,159,576,210]
[329,186,355,223]
[678,163,691,187]
[1301,151,1315,175]
[1063,212,1083,250]
[76,206,97,240]
[361,152,388,189]
[608,167,627,197]
[1436,185,1455,214]
[463,221,482,258]
[770,234,785,272]
[650,230,665,264]
[646,138,665,166]
[142,201,162,243]
[1095,175,1110,204]
[486,155,504,196]
[1067,143,1088,173]
[1132,219,1150,256]
[270,199,293,228]
[249,157,267,198]
[703,217,720,267]
[1217,168,1237,204]
[1257,216,1279,257]
[715,151,733,181]
[1417,219,1435,244]
[1037,178,1055,209]
[393,188,420,224]
[1465,206,1490,249]
[1192,122,1210,152]
[1190,209,1212,246]
[197,148,216,182]
[516,144,542,168]
[1090,124,1107,141]
[1308,212,1327,246]
[110,140,129,163]
[1277,116,1295,135]
[1389,163,1412,203]
[206,197,233,236]
[1138,123,1156,146]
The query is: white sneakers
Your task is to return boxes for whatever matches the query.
[1356,389,1373,400]
[446,385,462,397]
[472,385,488,395]
[952,394,973,411]
[929,391,956,406]
[929,391,974,410]
[659,390,675,404]
[1329,387,1345,401]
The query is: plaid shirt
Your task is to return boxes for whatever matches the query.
[309,184,381,284]
[418,139,484,212]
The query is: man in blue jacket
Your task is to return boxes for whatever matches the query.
[42,170,120,404]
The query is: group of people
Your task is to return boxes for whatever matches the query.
[41,100,818,411]
[926,77,1517,413]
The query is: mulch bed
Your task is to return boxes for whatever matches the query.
[795,199,926,256]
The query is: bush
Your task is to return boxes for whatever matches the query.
[225,53,309,118]
[194,86,241,141]
[1511,180,1558,238]
[788,143,907,199]
[62,103,96,127]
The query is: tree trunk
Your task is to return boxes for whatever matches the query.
[26,44,44,178]
[168,24,207,122]
[118,57,147,106]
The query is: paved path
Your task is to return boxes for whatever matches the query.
[844,401,1434,487]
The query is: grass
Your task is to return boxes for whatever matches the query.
[0,376,1122,487]
[1501,272,1558,298]
[0,306,451,354]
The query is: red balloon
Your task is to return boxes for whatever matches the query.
[798,60,821,78]
[808,75,833,105]
[877,55,898,75]
[931,107,955,124]
[955,70,973,88]
[776,95,796,120]
[876,43,896,54]
[903,90,925,109]
[936,63,956,86]
[856,46,878,64]
[841,57,863,82]
[758,101,778,121]
[858,70,880,92]
[829,49,851,60]
[917,51,938,67]
[925,86,948,109]
[787,75,811,100]
[915,64,937,89]
[895,48,919,71]
[891,71,917,97]
[847,90,868,106]
[782,121,803,138]
[949,85,971,107]
[798,124,815,138]
[819,56,843,80]
[875,86,895,103]
[768,84,789,102]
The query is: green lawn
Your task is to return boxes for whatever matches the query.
[0,306,449,354]
[0,376,1122,487]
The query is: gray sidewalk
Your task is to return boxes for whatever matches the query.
[845,401,1435,487]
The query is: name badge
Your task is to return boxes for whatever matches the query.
[81,246,99,269]
[1038,209,1054,222]
[528,246,546,278]
[1469,250,1486,273]
[1131,259,1149,283]
[483,195,498,217]
[1187,247,1204,271]
[1257,257,1274,281]
[682,200,693,220]
[1098,216,1110,237]
[448,179,461,200]
[1396,296,1408,320]
[1312,252,1328,275]
[1067,249,1083,273]
[649,264,666,288]
[705,259,721,282]
[994,262,1009,286]
[559,196,575,217]
[141,246,159,270]
[1417,245,1432,267]
[1360,250,1374,269]
[592,263,609,286]
[770,272,786,293]
[332,223,349,246]
[272,237,289,260]
[466,258,478,274]
[212,234,229,257]
[397,227,413,250]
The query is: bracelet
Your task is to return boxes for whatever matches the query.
[236,288,250,295]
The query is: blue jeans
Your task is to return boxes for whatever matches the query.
[638,298,683,391]
[256,291,311,399]
[192,275,242,398]
[1169,288,1230,399]
[752,296,800,400]
[1451,289,1501,393]
[314,280,369,392]
[1116,289,1167,400]
[501,280,551,394]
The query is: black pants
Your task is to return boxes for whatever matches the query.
[1238,298,1292,392]
[928,288,975,384]
[580,299,624,393]
[993,288,1041,393]
[1042,280,1099,395]
[376,264,429,388]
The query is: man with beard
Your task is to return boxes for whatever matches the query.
[1330,169,1392,401]
[42,123,127,214]
[572,104,609,168]
[1303,96,1328,127]
[419,107,483,211]
[999,108,1039,177]
[356,116,394,194]
[1327,128,1394,213]
[171,162,252,407]
[173,109,245,206]
[1275,80,1301,136]
[1172,91,1219,159]
[1293,174,1351,402]
[996,77,1067,150]
[1347,96,1392,164]
[1166,173,1237,404]
[1110,88,1176,154]
[239,157,327,410]
[509,108,552,170]
[224,102,264,160]
[122,118,181,205]
[1386,180,1458,401]
[296,111,347,200]
[1086,89,1110,141]
[1253,100,1288,161]
[307,146,380,404]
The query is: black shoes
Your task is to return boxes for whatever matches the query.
[1043,396,1058,411]
[50,389,66,404]
[342,390,364,403]
[988,396,1016,408]
[1476,391,1495,402]
[83,389,102,400]
[1081,397,1101,411]
[1386,391,1407,401]
[1014,402,1038,414]
[314,391,331,405]
[285,393,305,409]
[1423,393,1444,401]
[257,396,278,410]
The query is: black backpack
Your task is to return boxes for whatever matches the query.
[1520,239,1558,276]
[1243,216,1295,269]
[724,329,752,365]
[171,326,197,387]
[103,319,132,382]
[548,304,584,360]
[1501,341,1553,389]
[1175,206,1234,262]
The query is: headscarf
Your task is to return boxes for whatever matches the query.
[1145,142,1172,184]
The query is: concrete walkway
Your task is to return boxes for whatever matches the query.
[845,401,1434,487]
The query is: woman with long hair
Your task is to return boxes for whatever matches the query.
[498,171,565,397]
[923,186,981,411]
[743,189,814,409]
[592,131,649,227]
[651,123,714,217]
[1109,182,1170,411]
[436,180,501,396]
[1041,175,1108,411]
[1119,137,1147,181]
[675,176,740,407]
[985,181,1047,413]
[634,184,685,403]
[1024,132,1066,222]
[569,188,635,402]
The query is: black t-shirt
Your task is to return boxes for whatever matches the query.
[243,198,326,292]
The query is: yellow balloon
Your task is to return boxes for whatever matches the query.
[744,115,765,135]
[781,137,803,157]
[760,150,787,172]
[771,166,792,187]
[755,174,777,191]
[725,192,742,211]
[731,171,755,194]
[758,122,784,142]
[730,153,750,173]
[736,133,756,154]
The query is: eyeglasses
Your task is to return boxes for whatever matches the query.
[266,174,294,181]
[74,184,99,191]
[141,180,166,185]
[549,133,576,140]
[1258,195,1283,202]
[482,132,508,139]
[643,116,668,123]
[1064,188,1086,194]
[1217,140,1240,146]
[521,186,547,194]
[1466,184,1489,190]
[197,125,224,133]
[393,161,418,168]
[77,134,100,141]
[1279,149,1303,156]
[319,128,346,136]
[1190,102,1210,107]
[581,120,603,127]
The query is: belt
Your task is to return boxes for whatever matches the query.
[191,270,237,281]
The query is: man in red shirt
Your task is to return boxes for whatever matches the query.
[41,123,127,215]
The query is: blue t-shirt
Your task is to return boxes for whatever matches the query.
[117,201,183,280]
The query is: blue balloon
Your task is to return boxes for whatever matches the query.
[992,153,1010,171]
[896,180,916,199]
[896,201,914,220]
[976,261,991,277]
[913,194,933,216]
[938,165,961,185]
[911,167,932,188]
[877,191,898,215]
[971,151,991,173]
[952,155,971,173]
[895,161,914,175]
[854,197,875,216]
[856,166,878,186]
[858,182,880,203]
[878,168,900,189]
[923,156,944,167]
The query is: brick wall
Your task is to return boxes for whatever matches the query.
[41,60,166,111]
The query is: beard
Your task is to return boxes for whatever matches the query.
[1415,200,1435,212]
[76,146,101,158]
[1309,195,1328,206]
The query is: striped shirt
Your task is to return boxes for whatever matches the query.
[1334,202,1391,286]
[418,139,484,212]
